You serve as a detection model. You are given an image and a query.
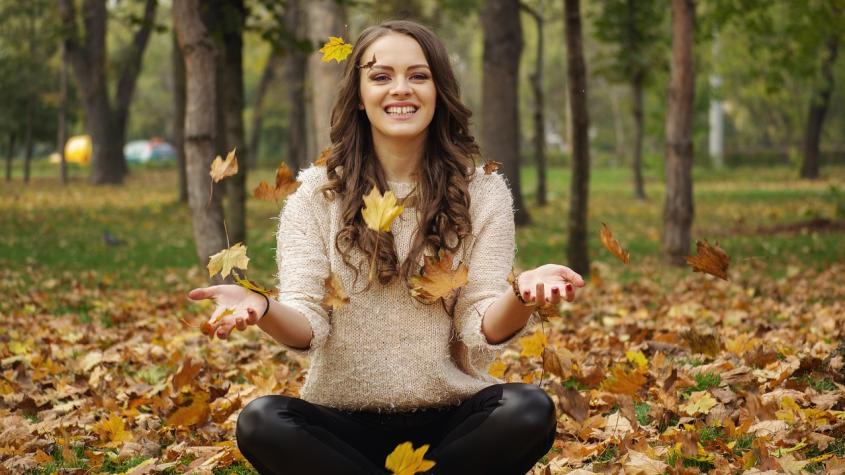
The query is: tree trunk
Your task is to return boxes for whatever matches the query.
[5,134,15,182]
[23,95,33,184]
[306,0,346,156]
[249,52,280,168]
[521,2,547,207]
[481,0,530,225]
[220,0,248,245]
[563,0,591,276]
[59,42,69,185]
[632,72,646,200]
[173,32,188,202]
[663,0,696,265]
[58,0,156,185]
[800,36,839,180]
[113,0,157,178]
[284,0,308,170]
[173,0,228,280]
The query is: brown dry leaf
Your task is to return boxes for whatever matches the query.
[322,272,350,310]
[543,347,565,379]
[624,449,669,475]
[685,240,730,280]
[167,392,211,428]
[209,148,238,183]
[483,160,502,174]
[172,356,203,392]
[599,222,630,264]
[253,162,301,202]
[682,329,721,357]
[551,382,588,423]
[314,146,331,166]
[409,249,468,303]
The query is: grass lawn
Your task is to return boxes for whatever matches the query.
[3,159,842,291]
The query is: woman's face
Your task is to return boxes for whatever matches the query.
[358,32,437,143]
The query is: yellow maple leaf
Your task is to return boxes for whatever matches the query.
[600,222,630,264]
[362,186,404,233]
[92,413,132,447]
[625,350,648,370]
[167,391,211,428]
[488,359,507,379]
[253,162,301,202]
[680,391,718,416]
[601,364,647,396]
[319,36,353,63]
[409,249,469,303]
[385,441,436,475]
[234,274,277,298]
[209,148,238,183]
[207,242,249,279]
[322,272,350,310]
[519,330,547,358]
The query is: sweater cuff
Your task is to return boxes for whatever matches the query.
[275,300,331,358]
[460,296,537,353]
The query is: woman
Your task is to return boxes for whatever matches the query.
[188,20,584,475]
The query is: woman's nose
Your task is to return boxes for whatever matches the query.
[390,77,412,96]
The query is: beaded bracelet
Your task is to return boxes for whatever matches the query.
[247,290,271,320]
[510,270,534,307]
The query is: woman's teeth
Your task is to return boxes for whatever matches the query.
[385,106,417,115]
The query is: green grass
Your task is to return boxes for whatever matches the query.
[681,372,722,398]
[2,159,844,294]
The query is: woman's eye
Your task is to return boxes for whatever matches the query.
[411,74,429,80]
[373,75,389,81]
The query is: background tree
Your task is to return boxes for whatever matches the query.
[593,0,666,199]
[57,0,158,185]
[481,0,530,225]
[663,0,695,265]
[520,1,549,207]
[563,0,591,275]
[306,0,346,158]
[173,0,227,279]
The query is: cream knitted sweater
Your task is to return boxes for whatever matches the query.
[273,164,540,413]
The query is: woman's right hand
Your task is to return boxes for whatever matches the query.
[187,285,267,340]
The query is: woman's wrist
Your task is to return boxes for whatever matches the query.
[246,289,271,320]
[509,269,535,307]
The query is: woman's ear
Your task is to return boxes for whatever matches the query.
[358,103,365,110]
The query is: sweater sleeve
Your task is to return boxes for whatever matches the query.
[273,169,332,357]
[453,172,540,354]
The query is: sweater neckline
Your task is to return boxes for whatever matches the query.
[387,180,415,198]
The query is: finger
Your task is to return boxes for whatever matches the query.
[235,316,247,331]
[550,286,561,304]
[535,282,545,305]
[188,287,215,301]
[217,321,235,339]
[564,282,575,302]
[559,268,586,287]
[245,308,258,325]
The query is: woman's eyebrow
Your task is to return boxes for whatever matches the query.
[370,64,430,71]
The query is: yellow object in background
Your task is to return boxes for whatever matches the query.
[64,135,92,165]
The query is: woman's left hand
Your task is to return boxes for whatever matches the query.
[517,264,585,306]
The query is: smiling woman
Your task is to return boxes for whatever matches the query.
[188,19,585,475]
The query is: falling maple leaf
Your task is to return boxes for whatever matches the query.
[483,160,502,174]
[207,242,249,279]
[209,148,238,183]
[362,187,404,233]
[599,222,630,264]
[680,390,718,415]
[92,413,132,447]
[322,272,350,310]
[685,240,730,280]
[409,249,468,303]
[519,330,547,358]
[385,441,436,475]
[314,146,331,166]
[253,162,301,202]
[361,186,404,281]
[234,273,277,298]
[319,36,353,63]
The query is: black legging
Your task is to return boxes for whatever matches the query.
[235,382,557,475]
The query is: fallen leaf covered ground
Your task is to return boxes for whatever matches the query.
[1,164,843,474]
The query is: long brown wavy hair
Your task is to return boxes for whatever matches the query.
[315,20,482,301]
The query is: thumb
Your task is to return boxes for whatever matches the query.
[187,287,215,300]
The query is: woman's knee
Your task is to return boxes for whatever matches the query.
[236,395,294,447]
[499,383,557,436]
